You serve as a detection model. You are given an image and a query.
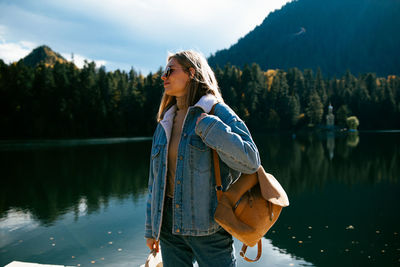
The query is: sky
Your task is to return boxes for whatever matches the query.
[0,0,291,74]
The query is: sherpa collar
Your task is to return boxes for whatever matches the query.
[160,94,219,143]
[193,94,219,113]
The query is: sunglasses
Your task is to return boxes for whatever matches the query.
[163,66,184,78]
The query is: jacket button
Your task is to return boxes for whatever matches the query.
[183,133,187,137]
[179,156,183,160]
[176,229,180,233]
[175,204,180,209]
[177,180,181,185]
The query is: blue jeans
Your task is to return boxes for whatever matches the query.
[160,197,237,267]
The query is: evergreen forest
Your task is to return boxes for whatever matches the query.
[1,59,399,139]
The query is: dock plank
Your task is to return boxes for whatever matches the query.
[5,261,73,267]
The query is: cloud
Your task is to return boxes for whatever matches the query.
[0,0,292,72]
[61,52,107,69]
[0,39,36,63]
[42,0,290,50]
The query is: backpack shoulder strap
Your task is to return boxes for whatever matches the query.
[209,103,223,201]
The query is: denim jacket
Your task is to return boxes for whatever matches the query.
[145,94,260,239]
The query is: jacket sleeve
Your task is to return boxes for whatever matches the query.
[144,138,155,239]
[195,108,260,174]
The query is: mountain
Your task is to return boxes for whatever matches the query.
[22,45,68,67]
[208,0,400,77]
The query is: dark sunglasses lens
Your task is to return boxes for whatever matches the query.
[164,67,171,78]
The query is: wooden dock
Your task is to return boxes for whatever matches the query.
[5,262,73,267]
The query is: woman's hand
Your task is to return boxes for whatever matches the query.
[196,113,208,126]
[146,238,159,252]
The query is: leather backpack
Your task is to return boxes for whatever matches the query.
[209,105,289,262]
[213,158,289,261]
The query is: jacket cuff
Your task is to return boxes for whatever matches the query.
[144,228,153,239]
[195,115,218,140]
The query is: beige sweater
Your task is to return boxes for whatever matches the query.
[166,96,188,198]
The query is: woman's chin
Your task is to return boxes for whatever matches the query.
[164,90,174,96]
[164,89,178,97]
[164,88,186,97]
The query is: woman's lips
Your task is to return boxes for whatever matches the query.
[164,82,170,87]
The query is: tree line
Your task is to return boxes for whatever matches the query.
[1,59,399,139]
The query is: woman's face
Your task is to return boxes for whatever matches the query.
[161,58,190,97]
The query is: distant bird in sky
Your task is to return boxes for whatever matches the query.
[294,27,306,36]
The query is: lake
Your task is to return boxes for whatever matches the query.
[0,132,399,266]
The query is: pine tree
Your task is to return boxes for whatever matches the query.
[32,62,55,137]
[380,79,396,128]
[314,68,327,106]
[302,69,314,109]
[287,94,301,127]
[305,90,324,126]
[336,105,351,128]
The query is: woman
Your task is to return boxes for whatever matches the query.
[145,50,260,267]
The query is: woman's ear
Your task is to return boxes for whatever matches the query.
[189,67,195,79]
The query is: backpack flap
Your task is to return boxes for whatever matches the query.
[257,166,289,207]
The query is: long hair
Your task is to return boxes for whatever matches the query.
[156,50,224,122]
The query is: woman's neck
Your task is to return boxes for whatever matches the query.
[176,95,188,111]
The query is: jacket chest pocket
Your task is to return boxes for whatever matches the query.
[151,144,164,177]
[189,135,212,174]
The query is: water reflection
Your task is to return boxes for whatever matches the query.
[0,133,399,266]
[326,132,335,160]
[254,132,399,196]
[0,141,152,225]
[253,132,400,267]
[346,132,359,147]
[2,133,398,224]
[0,197,149,267]
[232,238,314,266]
[0,209,38,234]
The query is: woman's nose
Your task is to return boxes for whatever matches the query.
[161,73,167,80]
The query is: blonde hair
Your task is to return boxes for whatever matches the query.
[156,50,224,122]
